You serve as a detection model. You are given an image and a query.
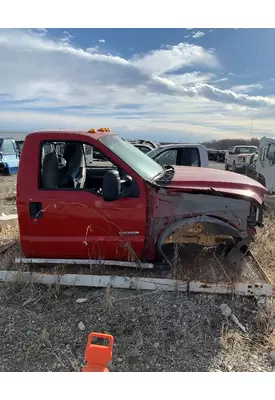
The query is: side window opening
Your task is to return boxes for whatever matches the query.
[155,149,177,166]
[39,140,138,198]
[180,148,201,167]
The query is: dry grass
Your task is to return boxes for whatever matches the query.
[0,220,19,239]
[252,208,275,284]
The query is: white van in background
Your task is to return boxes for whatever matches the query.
[255,136,275,192]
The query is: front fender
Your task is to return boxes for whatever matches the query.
[156,215,242,255]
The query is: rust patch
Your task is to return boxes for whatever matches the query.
[199,284,212,289]
[164,232,232,246]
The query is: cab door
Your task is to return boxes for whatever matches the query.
[28,190,147,260]
[22,138,147,261]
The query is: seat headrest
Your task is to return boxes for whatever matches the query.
[41,152,59,189]
[63,143,82,161]
[64,143,85,172]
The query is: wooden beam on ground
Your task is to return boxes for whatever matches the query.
[0,270,272,297]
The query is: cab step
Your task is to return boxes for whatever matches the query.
[14,257,154,270]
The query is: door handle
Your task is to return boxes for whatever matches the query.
[29,202,43,218]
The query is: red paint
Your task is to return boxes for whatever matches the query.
[17,130,266,261]
[168,166,267,202]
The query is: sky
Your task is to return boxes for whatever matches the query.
[1,28,275,142]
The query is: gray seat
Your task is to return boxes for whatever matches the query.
[59,142,86,189]
[41,152,59,189]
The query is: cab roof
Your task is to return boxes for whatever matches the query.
[26,129,116,141]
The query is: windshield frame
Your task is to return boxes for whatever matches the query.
[98,135,164,181]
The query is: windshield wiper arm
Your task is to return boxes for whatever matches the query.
[152,169,165,180]
[152,165,174,181]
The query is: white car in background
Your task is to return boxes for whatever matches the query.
[225,145,258,173]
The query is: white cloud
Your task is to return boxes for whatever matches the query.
[0,29,275,141]
[29,28,48,37]
[166,72,214,85]
[192,31,205,39]
[193,83,275,108]
[231,84,263,93]
[212,77,228,83]
[132,42,219,75]
[98,39,105,43]
[60,31,74,44]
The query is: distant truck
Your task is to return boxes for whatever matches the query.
[0,137,20,175]
[253,136,275,192]
[16,128,266,263]
[245,153,258,181]
[225,145,258,173]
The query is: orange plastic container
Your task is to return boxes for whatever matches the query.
[82,332,114,372]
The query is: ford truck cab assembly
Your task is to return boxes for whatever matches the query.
[16,128,266,264]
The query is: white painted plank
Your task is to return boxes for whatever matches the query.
[189,281,272,297]
[234,282,273,297]
[0,271,271,297]
[0,214,18,229]
[0,271,188,292]
[189,282,232,294]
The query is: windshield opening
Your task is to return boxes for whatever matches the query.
[99,135,164,181]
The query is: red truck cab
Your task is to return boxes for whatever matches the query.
[16,128,267,262]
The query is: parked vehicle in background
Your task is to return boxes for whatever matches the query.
[143,140,158,149]
[83,143,93,165]
[16,127,266,262]
[207,149,218,161]
[246,153,258,181]
[0,137,20,175]
[225,145,258,173]
[255,136,275,192]
[15,140,24,158]
[216,150,226,163]
[129,139,158,149]
[147,144,209,167]
[133,143,153,154]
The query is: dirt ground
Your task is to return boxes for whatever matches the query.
[1,174,275,372]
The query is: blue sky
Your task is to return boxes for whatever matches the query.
[1,28,275,142]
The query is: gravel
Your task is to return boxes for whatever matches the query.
[0,283,274,372]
